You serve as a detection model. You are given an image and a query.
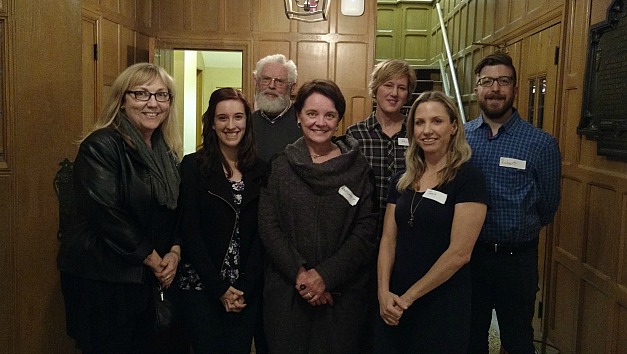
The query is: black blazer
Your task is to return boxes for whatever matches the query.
[178,152,268,299]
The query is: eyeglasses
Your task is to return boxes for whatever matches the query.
[258,76,290,88]
[476,76,515,87]
[126,90,172,102]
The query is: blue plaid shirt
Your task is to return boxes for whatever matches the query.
[465,109,561,244]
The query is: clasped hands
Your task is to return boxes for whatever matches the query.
[220,286,247,313]
[145,249,180,288]
[295,266,334,306]
[378,290,411,326]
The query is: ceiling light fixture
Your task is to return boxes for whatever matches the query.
[284,0,331,22]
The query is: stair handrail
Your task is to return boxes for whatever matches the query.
[438,55,451,97]
[436,2,466,123]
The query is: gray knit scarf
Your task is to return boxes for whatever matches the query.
[119,113,180,209]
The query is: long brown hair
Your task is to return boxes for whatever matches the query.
[197,88,258,178]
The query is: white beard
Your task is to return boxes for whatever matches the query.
[256,90,290,114]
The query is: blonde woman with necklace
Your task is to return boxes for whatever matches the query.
[375,91,488,353]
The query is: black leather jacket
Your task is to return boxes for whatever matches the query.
[57,127,179,284]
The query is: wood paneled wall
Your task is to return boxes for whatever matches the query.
[3,0,83,352]
[1,0,626,353]
[433,0,627,353]
[551,0,627,353]
[150,0,376,131]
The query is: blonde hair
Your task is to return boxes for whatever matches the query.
[369,59,417,98]
[397,91,471,191]
[84,63,182,157]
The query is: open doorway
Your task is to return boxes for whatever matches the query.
[171,50,243,156]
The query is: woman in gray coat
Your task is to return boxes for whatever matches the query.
[259,79,378,354]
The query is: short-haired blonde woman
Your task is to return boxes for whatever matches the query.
[376,91,488,353]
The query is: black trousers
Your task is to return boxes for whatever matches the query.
[468,239,539,354]
[60,273,156,354]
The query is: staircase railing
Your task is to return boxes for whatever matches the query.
[436,2,466,123]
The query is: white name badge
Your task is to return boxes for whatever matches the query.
[398,137,409,146]
[499,157,527,170]
[423,188,447,204]
[338,185,359,206]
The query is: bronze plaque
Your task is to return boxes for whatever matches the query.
[578,0,627,160]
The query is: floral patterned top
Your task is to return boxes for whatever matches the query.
[179,179,245,291]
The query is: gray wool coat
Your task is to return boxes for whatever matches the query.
[259,135,378,354]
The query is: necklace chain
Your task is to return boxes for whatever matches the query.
[408,190,423,228]
[311,151,332,160]
[311,146,336,160]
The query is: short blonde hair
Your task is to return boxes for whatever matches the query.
[368,59,417,98]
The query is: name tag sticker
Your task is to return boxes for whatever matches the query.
[398,138,409,146]
[423,189,447,204]
[338,185,359,206]
[499,157,527,170]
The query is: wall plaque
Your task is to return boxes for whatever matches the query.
[578,0,627,160]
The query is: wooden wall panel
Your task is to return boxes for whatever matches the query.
[121,0,135,19]
[256,41,292,68]
[578,282,611,353]
[0,177,11,352]
[558,177,585,258]
[298,17,331,35]
[511,0,526,26]
[586,185,619,278]
[101,0,119,13]
[337,7,370,35]
[225,0,251,33]
[618,305,627,354]
[552,263,578,351]
[101,19,120,84]
[296,42,330,85]
[255,0,291,33]
[120,25,135,68]
[335,43,368,90]
[375,7,397,61]
[190,2,219,32]
[494,0,509,35]
[9,0,83,351]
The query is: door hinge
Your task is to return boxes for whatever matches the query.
[93,44,98,61]
[554,46,559,65]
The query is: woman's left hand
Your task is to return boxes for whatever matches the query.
[156,249,180,288]
[296,267,327,304]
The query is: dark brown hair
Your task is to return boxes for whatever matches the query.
[474,52,517,84]
[198,88,257,177]
[293,79,346,121]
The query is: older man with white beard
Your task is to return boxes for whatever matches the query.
[252,54,302,162]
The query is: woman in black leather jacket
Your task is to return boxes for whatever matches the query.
[57,63,183,353]
[176,88,267,354]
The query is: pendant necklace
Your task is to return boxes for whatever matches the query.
[408,190,424,228]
